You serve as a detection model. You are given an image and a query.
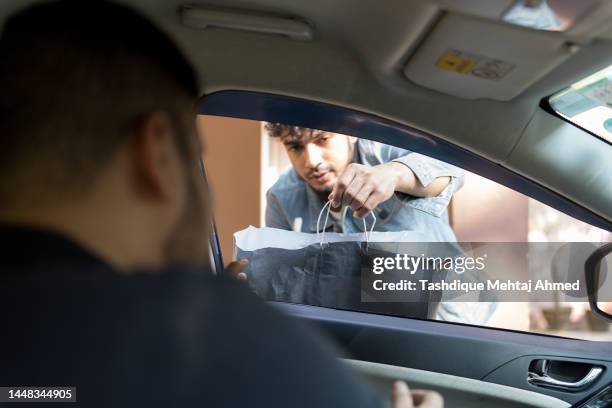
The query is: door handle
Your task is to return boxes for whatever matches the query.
[527,360,603,392]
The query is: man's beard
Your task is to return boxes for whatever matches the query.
[163,168,210,269]
[304,163,335,195]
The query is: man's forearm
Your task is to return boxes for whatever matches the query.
[382,162,450,197]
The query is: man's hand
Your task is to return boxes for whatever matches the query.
[328,162,450,218]
[392,381,443,408]
[328,162,405,218]
[224,259,248,283]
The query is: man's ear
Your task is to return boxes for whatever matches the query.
[130,111,183,203]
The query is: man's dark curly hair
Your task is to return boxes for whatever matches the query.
[264,123,321,142]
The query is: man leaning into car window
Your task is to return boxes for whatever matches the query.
[260,125,495,325]
[264,124,463,243]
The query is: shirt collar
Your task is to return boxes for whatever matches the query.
[0,224,113,274]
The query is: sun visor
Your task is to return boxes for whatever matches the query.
[403,13,577,101]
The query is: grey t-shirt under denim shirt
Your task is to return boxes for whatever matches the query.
[265,139,496,325]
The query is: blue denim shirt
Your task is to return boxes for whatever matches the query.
[264,140,495,325]
[265,139,465,242]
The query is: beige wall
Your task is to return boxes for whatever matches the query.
[452,172,529,242]
[198,115,262,261]
[451,172,530,331]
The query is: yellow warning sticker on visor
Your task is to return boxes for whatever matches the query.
[436,53,476,74]
[435,48,515,80]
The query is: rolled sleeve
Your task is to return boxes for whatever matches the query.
[391,152,463,187]
[391,153,465,217]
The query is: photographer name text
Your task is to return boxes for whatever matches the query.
[372,279,580,293]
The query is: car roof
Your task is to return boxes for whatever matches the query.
[1,0,611,223]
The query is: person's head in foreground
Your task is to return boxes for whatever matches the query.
[0,0,208,270]
[0,1,442,407]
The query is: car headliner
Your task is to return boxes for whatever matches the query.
[1,0,611,225]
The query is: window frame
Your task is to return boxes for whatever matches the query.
[199,90,612,234]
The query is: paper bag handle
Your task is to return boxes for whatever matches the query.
[316,200,376,247]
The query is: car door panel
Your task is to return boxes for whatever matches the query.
[276,303,612,406]
[343,359,570,408]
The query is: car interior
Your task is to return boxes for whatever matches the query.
[1,0,611,407]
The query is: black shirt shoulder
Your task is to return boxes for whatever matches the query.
[1,255,383,407]
[124,271,384,407]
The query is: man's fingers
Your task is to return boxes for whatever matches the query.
[391,382,444,408]
[224,259,248,282]
[410,390,444,408]
[353,190,382,218]
[343,175,366,208]
[329,166,356,208]
[347,183,373,212]
[392,381,414,408]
